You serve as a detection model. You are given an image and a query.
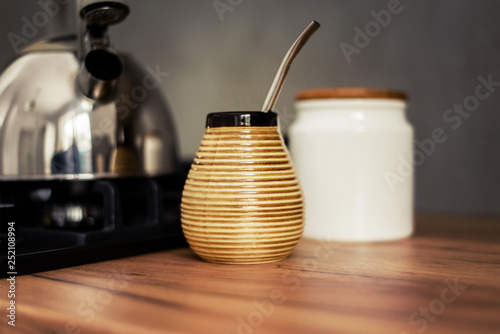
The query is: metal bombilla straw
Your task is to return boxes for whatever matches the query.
[261,20,321,112]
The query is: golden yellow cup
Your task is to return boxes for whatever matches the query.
[181,111,304,264]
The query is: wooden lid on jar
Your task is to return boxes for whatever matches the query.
[295,88,408,101]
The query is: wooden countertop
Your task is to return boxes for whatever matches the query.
[2,215,500,334]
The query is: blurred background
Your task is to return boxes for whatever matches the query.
[0,0,498,216]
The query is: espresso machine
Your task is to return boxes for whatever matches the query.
[0,0,185,275]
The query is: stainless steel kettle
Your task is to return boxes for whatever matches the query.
[0,0,179,180]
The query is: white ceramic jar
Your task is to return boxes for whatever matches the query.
[289,88,414,241]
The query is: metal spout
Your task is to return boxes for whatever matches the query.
[76,1,129,101]
[78,1,130,53]
[78,48,123,101]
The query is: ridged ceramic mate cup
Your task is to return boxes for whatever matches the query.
[181,111,304,264]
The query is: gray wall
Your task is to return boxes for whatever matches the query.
[0,0,499,216]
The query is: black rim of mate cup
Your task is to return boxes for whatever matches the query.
[206,111,278,128]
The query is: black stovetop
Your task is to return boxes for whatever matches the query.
[0,173,188,277]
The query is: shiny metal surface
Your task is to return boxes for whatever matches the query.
[79,0,130,26]
[261,21,320,112]
[77,49,124,101]
[0,17,179,180]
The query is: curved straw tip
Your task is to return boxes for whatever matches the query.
[261,20,321,112]
[310,21,321,31]
[304,21,321,38]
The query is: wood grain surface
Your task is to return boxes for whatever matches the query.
[1,215,499,334]
[295,87,408,101]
